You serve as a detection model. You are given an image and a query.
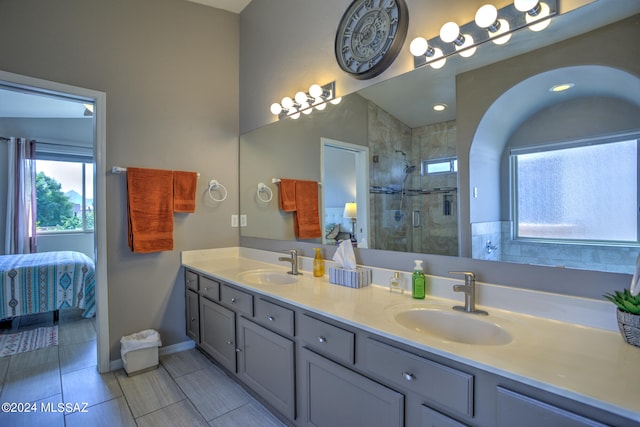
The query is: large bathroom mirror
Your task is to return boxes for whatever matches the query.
[240,2,640,275]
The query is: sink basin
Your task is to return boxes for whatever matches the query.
[239,269,298,285]
[393,308,512,345]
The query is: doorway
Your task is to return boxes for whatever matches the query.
[321,138,369,247]
[0,70,109,372]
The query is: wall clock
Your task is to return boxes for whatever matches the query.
[335,0,409,80]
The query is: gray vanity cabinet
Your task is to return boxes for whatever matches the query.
[199,297,237,373]
[185,289,200,342]
[300,347,404,427]
[184,269,640,427]
[237,315,295,420]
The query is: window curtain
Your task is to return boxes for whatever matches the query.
[5,137,37,254]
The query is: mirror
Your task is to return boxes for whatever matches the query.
[240,4,640,275]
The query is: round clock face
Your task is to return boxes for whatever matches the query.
[335,0,409,80]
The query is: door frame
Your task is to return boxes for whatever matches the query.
[321,137,370,247]
[0,70,110,373]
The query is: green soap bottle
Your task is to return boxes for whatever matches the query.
[412,260,426,299]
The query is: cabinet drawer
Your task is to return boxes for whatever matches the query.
[421,405,468,427]
[220,284,253,317]
[299,314,354,365]
[364,338,474,418]
[200,276,220,301]
[496,387,606,427]
[254,298,294,337]
[185,270,198,291]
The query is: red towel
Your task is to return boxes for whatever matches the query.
[173,171,198,213]
[278,179,297,212]
[127,168,174,253]
[293,180,322,239]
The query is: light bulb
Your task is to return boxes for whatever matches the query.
[409,37,428,56]
[295,91,308,104]
[281,97,294,109]
[526,2,551,31]
[302,105,313,115]
[315,102,327,111]
[309,84,323,98]
[290,111,301,119]
[270,103,282,115]
[475,4,498,29]
[457,34,476,57]
[514,0,539,13]
[429,48,446,69]
[299,101,310,112]
[440,22,460,44]
[330,97,342,105]
[492,19,511,45]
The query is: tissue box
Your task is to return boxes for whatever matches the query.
[329,267,372,288]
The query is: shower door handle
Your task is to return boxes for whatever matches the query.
[412,210,421,227]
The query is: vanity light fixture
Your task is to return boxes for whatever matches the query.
[440,22,477,58]
[270,82,338,120]
[410,0,557,70]
[475,4,512,45]
[514,0,551,31]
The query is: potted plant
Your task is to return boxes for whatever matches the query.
[604,289,640,347]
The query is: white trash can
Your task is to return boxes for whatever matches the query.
[120,329,162,376]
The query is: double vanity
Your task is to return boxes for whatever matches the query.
[182,247,640,427]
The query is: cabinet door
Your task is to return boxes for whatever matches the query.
[200,298,236,373]
[185,289,200,342]
[301,348,403,427]
[497,387,606,427]
[237,317,295,420]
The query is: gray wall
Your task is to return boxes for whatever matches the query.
[0,0,239,360]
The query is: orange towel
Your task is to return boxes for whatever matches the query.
[173,171,198,213]
[278,179,297,212]
[127,168,174,253]
[293,180,322,239]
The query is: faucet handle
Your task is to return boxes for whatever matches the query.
[448,271,475,280]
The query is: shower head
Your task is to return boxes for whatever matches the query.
[395,149,407,157]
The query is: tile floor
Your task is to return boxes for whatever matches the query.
[0,310,285,426]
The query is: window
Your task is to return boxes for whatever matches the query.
[35,144,94,233]
[422,157,458,175]
[511,136,638,243]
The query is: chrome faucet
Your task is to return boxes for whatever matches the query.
[279,249,301,275]
[448,271,488,315]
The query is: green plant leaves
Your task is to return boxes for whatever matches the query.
[604,290,640,314]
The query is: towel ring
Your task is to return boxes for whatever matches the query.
[257,182,273,203]
[208,179,228,202]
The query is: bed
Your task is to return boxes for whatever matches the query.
[0,251,96,320]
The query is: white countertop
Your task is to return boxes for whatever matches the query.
[182,247,640,422]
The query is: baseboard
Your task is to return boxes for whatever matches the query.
[109,339,196,372]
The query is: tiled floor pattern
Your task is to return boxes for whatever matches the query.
[0,310,285,426]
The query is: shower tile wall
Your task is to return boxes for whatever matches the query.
[368,101,458,255]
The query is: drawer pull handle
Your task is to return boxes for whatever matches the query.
[235,348,242,353]
[231,297,237,303]
[402,372,415,381]
[227,340,233,345]
[191,317,197,322]
[317,336,327,343]
[267,315,275,321]
[203,287,209,291]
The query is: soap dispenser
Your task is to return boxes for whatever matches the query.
[412,260,426,299]
[389,272,403,294]
[313,248,325,277]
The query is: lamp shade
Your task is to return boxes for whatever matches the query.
[343,202,357,219]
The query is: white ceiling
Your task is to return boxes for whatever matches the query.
[186,0,252,14]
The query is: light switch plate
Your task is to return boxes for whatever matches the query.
[231,214,239,227]
[240,215,247,227]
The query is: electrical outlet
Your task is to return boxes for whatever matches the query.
[231,214,239,228]
[240,215,247,227]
